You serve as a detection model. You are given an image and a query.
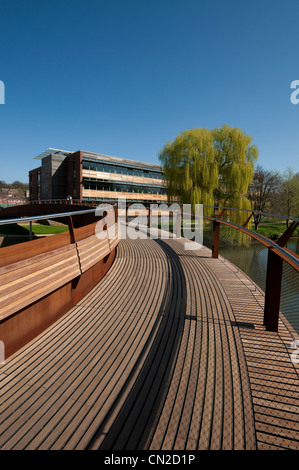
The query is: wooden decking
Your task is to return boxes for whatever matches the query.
[1,234,299,450]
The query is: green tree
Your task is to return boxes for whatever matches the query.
[159,128,218,213]
[159,124,258,215]
[212,124,258,212]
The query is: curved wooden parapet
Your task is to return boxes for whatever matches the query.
[76,235,111,273]
[0,217,119,359]
[0,244,81,321]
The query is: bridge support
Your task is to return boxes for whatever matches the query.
[263,221,299,332]
[212,209,226,258]
[212,221,220,258]
[126,204,130,223]
[264,249,283,332]
[242,211,254,228]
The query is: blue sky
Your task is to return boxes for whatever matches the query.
[0,0,299,183]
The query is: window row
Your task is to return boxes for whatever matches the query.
[83,196,167,204]
[82,160,164,180]
[82,180,167,195]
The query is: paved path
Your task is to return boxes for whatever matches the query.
[1,235,299,450]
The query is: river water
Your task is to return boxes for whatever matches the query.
[218,237,299,334]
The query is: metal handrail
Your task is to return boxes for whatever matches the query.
[29,199,87,203]
[0,205,114,226]
[203,215,299,272]
[202,204,299,223]
[6,199,299,223]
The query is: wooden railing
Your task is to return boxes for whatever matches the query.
[0,205,119,359]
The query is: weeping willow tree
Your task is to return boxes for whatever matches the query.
[159,124,258,245]
[159,128,218,215]
[212,125,258,244]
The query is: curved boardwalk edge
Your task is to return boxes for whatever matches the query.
[214,255,299,450]
[0,235,299,450]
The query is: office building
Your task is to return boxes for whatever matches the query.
[29,148,168,204]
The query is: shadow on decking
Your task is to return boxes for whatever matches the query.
[86,239,187,450]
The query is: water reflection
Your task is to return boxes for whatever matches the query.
[288,238,299,254]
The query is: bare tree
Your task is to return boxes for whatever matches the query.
[248,165,281,230]
[279,169,299,226]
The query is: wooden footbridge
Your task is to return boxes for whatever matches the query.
[0,203,299,450]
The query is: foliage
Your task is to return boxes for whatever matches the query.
[278,169,299,225]
[212,125,258,241]
[255,222,287,240]
[247,164,281,230]
[0,180,29,190]
[0,180,29,200]
[159,128,218,214]
[159,124,258,244]
[160,124,257,206]
[212,125,258,205]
